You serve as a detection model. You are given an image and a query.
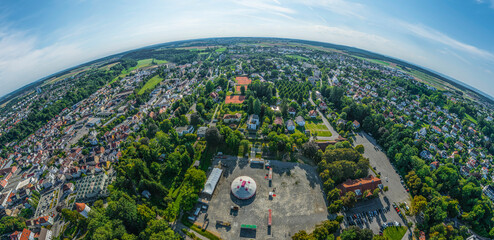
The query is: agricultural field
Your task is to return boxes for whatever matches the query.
[352,55,448,91]
[42,67,90,86]
[305,119,332,137]
[98,62,120,70]
[110,58,167,84]
[138,75,163,95]
[353,56,391,66]
[406,69,446,91]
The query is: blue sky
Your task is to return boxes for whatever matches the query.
[0,0,493,97]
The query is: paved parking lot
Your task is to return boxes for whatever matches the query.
[352,132,410,204]
[342,194,406,234]
[350,132,412,237]
[195,157,329,239]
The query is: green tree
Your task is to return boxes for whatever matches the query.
[341,191,357,208]
[253,99,261,115]
[355,145,364,154]
[190,112,202,126]
[0,216,27,234]
[205,127,221,147]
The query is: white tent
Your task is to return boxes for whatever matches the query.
[202,168,223,196]
[231,176,257,200]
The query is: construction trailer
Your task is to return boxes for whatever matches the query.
[268,209,272,226]
[241,224,257,230]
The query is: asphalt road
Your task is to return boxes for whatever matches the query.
[352,132,411,205]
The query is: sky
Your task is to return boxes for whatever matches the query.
[0,0,493,98]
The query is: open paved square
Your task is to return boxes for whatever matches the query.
[197,157,329,239]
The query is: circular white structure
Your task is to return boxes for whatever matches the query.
[231,176,257,200]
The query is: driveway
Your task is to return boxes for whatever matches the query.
[308,92,339,141]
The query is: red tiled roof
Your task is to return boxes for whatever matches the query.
[337,175,382,196]
[75,202,86,212]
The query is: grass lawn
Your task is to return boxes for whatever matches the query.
[286,54,309,61]
[316,131,333,137]
[138,75,163,95]
[305,120,332,137]
[215,47,227,52]
[465,113,478,124]
[383,226,407,240]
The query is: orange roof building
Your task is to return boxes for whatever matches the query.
[236,76,252,85]
[75,202,91,218]
[337,175,382,197]
[9,228,33,240]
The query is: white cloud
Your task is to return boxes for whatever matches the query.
[0,27,91,96]
[399,22,494,60]
[234,0,296,14]
[296,0,366,19]
[475,0,494,8]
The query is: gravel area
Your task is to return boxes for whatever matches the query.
[196,157,329,239]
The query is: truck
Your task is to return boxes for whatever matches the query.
[231,205,239,211]
[217,220,231,227]
[194,207,201,216]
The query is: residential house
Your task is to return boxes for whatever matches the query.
[175,125,194,136]
[197,127,207,138]
[247,114,260,130]
[273,117,283,126]
[26,215,54,227]
[295,116,305,126]
[353,120,360,129]
[309,110,318,118]
[430,161,439,170]
[223,113,242,123]
[9,229,34,240]
[483,185,494,202]
[319,102,328,111]
[286,120,295,132]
